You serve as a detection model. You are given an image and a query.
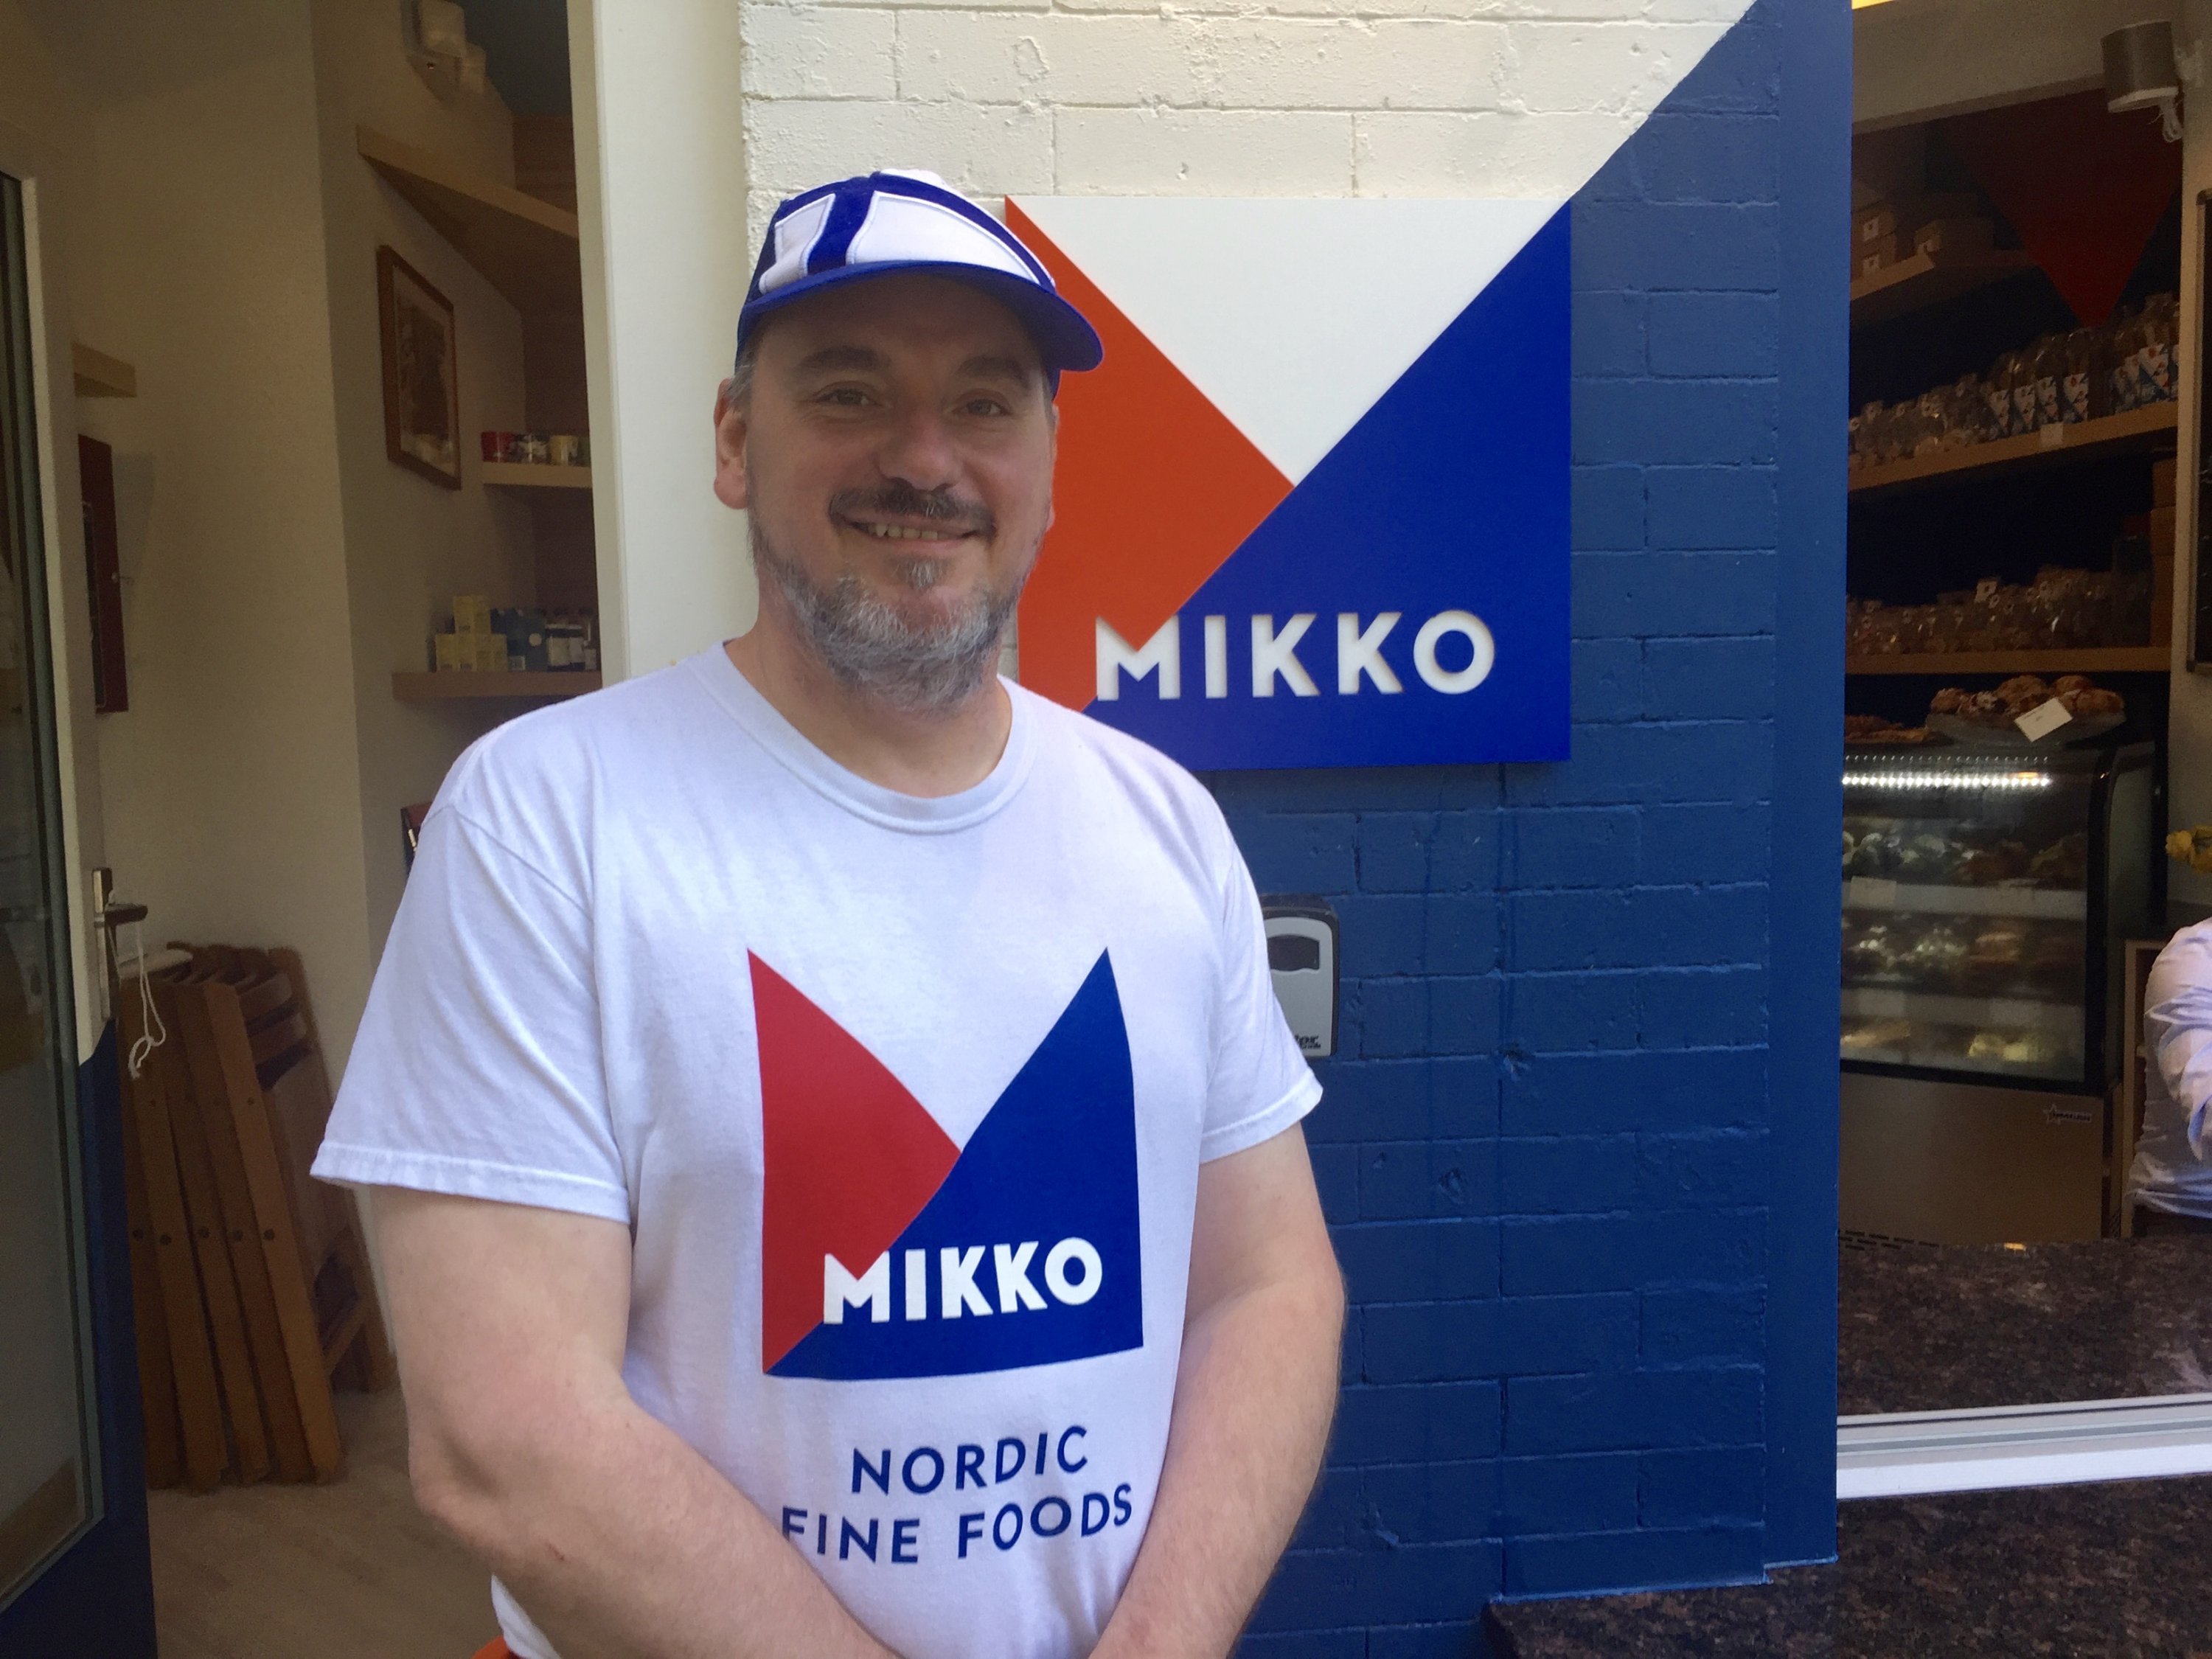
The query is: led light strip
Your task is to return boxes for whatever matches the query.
[1843,769,2054,791]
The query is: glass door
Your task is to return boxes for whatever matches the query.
[0,167,152,1651]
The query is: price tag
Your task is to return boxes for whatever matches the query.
[1847,877,1899,907]
[2038,422,2066,450]
[2015,697,2074,742]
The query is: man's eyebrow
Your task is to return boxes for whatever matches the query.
[959,353,1043,387]
[790,344,889,377]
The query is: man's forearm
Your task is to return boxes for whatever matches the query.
[1091,1266,1343,1659]
[417,1383,897,1659]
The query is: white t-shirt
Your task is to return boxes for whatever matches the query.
[2129,918,2212,1218]
[312,646,1320,1659]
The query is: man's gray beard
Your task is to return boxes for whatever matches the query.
[751,516,1025,717]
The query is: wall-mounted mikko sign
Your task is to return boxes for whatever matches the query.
[1009,199,1569,771]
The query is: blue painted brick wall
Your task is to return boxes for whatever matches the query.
[1213,10,1787,1653]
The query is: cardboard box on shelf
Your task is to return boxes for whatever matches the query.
[453,594,492,636]
[432,631,465,672]
[1913,218,1993,258]
[2153,458,2177,507]
[473,633,509,672]
[1854,201,1900,246]
[1856,234,1908,279]
[492,608,551,673]
[1854,192,1980,251]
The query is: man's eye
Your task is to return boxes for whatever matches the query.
[818,386,873,407]
[962,397,1011,417]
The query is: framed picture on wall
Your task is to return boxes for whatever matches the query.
[376,246,460,490]
[77,435,126,712]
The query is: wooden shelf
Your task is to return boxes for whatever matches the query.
[72,341,136,398]
[392,671,600,702]
[1849,403,2177,498]
[481,462,591,490]
[1850,248,2039,329]
[1846,647,2170,676]
[358,126,580,313]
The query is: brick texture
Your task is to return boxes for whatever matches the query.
[742,0,1778,1650]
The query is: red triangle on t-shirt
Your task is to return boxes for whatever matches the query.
[1009,202,1292,713]
[754,954,959,1371]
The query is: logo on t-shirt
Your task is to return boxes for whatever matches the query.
[756,950,1143,1380]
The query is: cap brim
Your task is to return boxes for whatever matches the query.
[738,260,1104,375]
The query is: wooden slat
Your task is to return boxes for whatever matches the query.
[171,987,316,1485]
[187,979,347,1479]
[273,946,398,1395]
[118,991,183,1489]
[248,1009,310,1070]
[119,984,225,1491]
[152,981,271,1484]
[235,971,293,1025]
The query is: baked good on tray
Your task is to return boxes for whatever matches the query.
[1928,675,2124,728]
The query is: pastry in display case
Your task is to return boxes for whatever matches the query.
[1840,742,2154,1087]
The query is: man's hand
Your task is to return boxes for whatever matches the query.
[372,1187,900,1659]
[1091,1125,1344,1659]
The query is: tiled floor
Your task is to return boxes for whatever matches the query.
[147,1388,497,1659]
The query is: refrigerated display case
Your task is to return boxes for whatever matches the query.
[1839,742,2157,1242]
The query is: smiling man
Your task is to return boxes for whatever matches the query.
[313,170,1343,1659]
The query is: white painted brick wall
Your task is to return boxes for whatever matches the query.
[739,0,1747,244]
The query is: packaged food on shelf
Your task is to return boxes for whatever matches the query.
[1844,294,2177,473]
[1846,563,2151,657]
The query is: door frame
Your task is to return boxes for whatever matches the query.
[0,118,154,1656]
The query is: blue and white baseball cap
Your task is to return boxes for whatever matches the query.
[737,170,1104,378]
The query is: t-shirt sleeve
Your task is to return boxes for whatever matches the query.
[311,802,630,1224]
[1198,818,1323,1163]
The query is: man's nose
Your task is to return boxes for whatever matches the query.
[874,404,962,496]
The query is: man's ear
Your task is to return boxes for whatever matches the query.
[712,378,751,511]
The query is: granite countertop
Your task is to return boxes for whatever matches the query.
[1840,1236,2212,1414]
[1489,1239,2212,1656]
[1487,1475,2212,1658]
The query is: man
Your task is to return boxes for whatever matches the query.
[313,168,1345,1659]
[2128,916,2212,1234]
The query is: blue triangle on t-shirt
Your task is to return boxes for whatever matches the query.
[771,950,1144,1380]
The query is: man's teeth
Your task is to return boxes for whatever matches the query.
[858,522,956,540]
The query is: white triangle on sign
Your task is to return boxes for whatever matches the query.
[1015,197,1562,484]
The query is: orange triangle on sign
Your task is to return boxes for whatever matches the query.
[1009,202,1291,712]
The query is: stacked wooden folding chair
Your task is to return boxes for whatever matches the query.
[117,942,394,1490]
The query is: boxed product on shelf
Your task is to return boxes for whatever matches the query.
[1857,234,1908,279]
[1912,217,1993,258]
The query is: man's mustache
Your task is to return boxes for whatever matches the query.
[829,481,995,539]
